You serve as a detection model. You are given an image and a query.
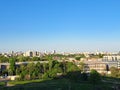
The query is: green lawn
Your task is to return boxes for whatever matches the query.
[0,79,113,90]
[8,79,45,85]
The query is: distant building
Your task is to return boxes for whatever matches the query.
[102,54,120,69]
[53,50,56,54]
[83,61,107,73]
[33,51,37,57]
[24,51,33,57]
[103,55,120,61]
[103,61,119,69]
[24,51,43,57]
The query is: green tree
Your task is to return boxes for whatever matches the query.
[27,63,38,79]
[89,70,101,89]
[66,62,79,73]
[43,63,49,73]
[47,69,58,78]
[49,62,63,78]
[42,72,49,79]
[81,72,88,81]
[64,62,81,82]
[19,65,28,80]
[9,58,16,75]
[75,56,81,60]
[43,61,63,79]
[110,67,119,77]
[0,56,9,63]
[32,57,41,61]
[49,60,59,71]
[98,54,104,58]
[79,62,85,72]
[67,71,81,82]
[36,62,41,72]
[16,68,21,75]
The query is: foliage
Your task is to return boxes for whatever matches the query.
[32,57,41,61]
[75,56,81,60]
[79,62,85,72]
[9,58,16,75]
[49,60,59,70]
[89,70,101,85]
[1,79,113,90]
[43,63,49,73]
[98,54,104,58]
[66,62,79,72]
[67,71,81,82]
[42,72,49,79]
[110,67,120,78]
[16,68,21,75]
[43,61,63,79]
[1,69,8,76]
[0,56,9,63]
[81,72,88,81]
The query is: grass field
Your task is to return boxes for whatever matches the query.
[0,79,113,90]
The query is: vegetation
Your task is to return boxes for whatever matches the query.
[4,59,81,81]
[0,54,119,90]
[9,58,16,75]
[79,62,85,72]
[75,54,85,60]
[0,53,105,63]
[0,55,9,63]
[89,54,104,59]
[110,67,120,78]
[0,79,114,90]
[89,70,101,90]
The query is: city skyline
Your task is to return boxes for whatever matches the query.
[0,0,120,52]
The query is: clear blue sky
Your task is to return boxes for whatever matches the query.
[0,0,120,52]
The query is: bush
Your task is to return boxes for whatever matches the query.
[67,71,81,82]
[42,72,49,79]
[81,73,88,81]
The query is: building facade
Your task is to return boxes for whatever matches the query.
[83,61,107,73]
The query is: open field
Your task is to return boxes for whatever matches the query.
[0,79,114,90]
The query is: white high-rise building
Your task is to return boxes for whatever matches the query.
[33,51,37,57]
[24,51,33,57]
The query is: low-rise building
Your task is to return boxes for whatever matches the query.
[83,61,107,73]
[103,55,120,61]
[103,54,120,69]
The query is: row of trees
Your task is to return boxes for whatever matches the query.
[18,60,82,80]
[0,54,78,63]
[0,56,43,63]
[8,58,120,82]
[0,56,102,87]
[0,57,103,90]
[8,58,101,85]
[0,53,105,63]
[3,57,81,80]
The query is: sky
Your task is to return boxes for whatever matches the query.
[0,0,120,53]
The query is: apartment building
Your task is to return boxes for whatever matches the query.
[24,51,33,57]
[83,61,107,73]
[103,54,120,69]
[103,55,120,61]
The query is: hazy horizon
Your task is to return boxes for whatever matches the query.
[0,0,120,52]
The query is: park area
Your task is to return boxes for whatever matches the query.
[0,78,114,90]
